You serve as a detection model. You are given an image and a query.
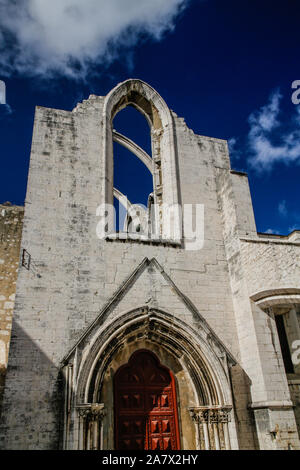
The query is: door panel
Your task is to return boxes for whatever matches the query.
[114,350,180,450]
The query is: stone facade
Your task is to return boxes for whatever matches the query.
[0,203,24,410]
[0,79,299,450]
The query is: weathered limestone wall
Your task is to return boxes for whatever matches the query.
[240,238,300,297]
[237,233,300,444]
[216,168,300,449]
[167,117,240,355]
[0,100,107,449]
[269,306,300,438]
[239,235,300,447]
[289,381,300,438]
[0,204,24,409]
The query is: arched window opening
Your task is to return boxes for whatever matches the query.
[113,197,127,233]
[124,205,148,235]
[103,79,180,242]
[113,141,152,207]
[269,306,300,375]
[113,106,155,237]
[113,106,151,155]
[275,313,295,374]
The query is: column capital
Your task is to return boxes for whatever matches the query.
[76,403,106,420]
[189,405,232,423]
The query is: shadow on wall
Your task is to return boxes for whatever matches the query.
[0,321,64,450]
[0,364,6,412]
[229,363,259,450]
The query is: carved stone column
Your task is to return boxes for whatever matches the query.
[76,404,106,450]
[189,408,209,450]
[189,406,232,450]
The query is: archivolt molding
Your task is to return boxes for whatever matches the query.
[104,79,172,129]
[60,256,238,449]
[61,257,236,385]
[67,307,234,409]
[62,306,238,450]
[61,257,235,361]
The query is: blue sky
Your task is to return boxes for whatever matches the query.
[0,0,300,235]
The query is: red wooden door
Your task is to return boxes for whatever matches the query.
[114,350,180,450]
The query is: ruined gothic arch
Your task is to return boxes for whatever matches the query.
[102,79,180,239]
[113,130,153,173]
[63,307,238,450]
[113,188,147,233]
[250,287,300,310]
[251,288,300,377]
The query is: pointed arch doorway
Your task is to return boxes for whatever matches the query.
[114,350,181,450]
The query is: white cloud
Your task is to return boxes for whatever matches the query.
[228,136,244,163]
[264,228,280,235]
[278,199,287,217]
[228,137,237,156]
[0,0,189,79]
[0,104,12,119]
[248,89,281,132]
[288,224,299,233]
[247,89,300,171]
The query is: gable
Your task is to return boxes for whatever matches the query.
[62,257,236,366]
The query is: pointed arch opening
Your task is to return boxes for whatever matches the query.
[62,307,238,450]
[112,106,153,234]
[102,79,180,241]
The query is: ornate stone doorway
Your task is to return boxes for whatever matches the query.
[114,350,180,450]
[62,307,238,449]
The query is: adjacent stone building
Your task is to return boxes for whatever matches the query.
[0,203,24,408]
[0,79,299,450]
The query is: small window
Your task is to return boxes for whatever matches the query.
[275,314,294,374]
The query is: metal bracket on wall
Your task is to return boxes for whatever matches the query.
[22,249,31,270]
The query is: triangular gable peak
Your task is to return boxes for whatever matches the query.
[62,257,236,368]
